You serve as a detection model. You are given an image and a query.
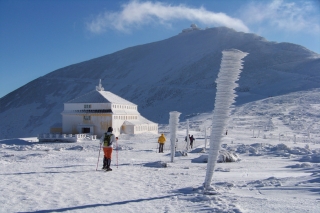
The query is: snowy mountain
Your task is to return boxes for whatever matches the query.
[1,27,319,139]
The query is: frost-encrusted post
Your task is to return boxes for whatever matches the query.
[169,111,181,162]
[204,127,207,151]
[204,127,210,151]
[186,119,190,151]
[204,49,248,192]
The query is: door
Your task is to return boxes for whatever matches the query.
[82,128,90,133]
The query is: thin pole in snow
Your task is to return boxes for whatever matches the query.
[186,119,190,151]
[204,127,207,151]
[96,143,102,171]
[156,142,159,153]
[116,137,118,169]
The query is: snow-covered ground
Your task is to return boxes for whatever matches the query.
[1,90,320,212]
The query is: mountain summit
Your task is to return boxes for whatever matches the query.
[1,27,319,139]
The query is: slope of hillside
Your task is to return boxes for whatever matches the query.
[1,27,319,139]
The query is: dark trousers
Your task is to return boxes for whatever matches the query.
[102,157,111,169]
[159,143,164,153]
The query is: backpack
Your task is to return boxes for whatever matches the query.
[103,133,113,146]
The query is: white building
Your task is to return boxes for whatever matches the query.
[61,80,158,137]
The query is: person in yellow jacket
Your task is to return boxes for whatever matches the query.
[158,133,166,153]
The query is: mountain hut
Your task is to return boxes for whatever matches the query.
[61,80,158,137]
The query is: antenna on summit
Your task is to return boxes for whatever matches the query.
[96,79,104,91]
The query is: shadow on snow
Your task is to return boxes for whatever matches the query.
[18,195,177,213]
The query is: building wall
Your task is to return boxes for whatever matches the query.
[62,113,112,137]
[64,103,111,110]
[95,114,112,137]
[111,103,137,111]
[62,102,157,137]
[133,124,158,134]
[122,125,134,134]
[112,114,139,135]
[50,127,62,134]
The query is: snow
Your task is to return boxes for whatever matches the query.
[1,90,320,212]
[67,90,137,105]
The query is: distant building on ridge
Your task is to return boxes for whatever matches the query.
[60,80,158,137]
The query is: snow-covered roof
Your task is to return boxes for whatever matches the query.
[67,90,136,105]
[50,123,62,128]
[123,116,157,125]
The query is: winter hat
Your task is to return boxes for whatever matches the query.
[108,127,113,132]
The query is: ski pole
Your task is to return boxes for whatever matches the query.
[96,143,102,171]
[156,142,159,153]
[116,137,118,168]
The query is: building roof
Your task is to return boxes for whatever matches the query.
[50,123,62,128]
[123,116,156,125]
[67,90,136,105]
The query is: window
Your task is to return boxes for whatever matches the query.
[84,116,91,120]
[84,104,91,109]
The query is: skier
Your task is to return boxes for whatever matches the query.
[100,127,116,171]
[190,135,195,149]
[158,133,166,153]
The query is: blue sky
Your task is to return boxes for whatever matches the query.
[0,0,319,98]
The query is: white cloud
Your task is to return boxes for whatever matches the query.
[241,0,320,34]
[86,0,249,34]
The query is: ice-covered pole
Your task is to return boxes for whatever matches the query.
[169,111,181,163]
[204,127,207,151]
[186,119,190,151]
[204,49,248,191]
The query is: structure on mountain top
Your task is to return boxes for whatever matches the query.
[60,80,158,137]
[181,23,201,33]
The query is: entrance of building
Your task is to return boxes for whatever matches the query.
[82,128,90,133]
